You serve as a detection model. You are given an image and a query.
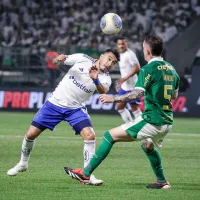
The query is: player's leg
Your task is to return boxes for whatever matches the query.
[63,107,103,185]
[7,125,44,176]
[80,126,105,185]
[137,124,172,189]
[64,123,134,183]
[7,101,63,176]
[80,127,95,168]
[83,126,134,176]
[116,102,133,123]
[141,139,171,189]
[65,107,95,168]
[130,99,142,119]
[116,88,133,123]
[65,116,148,183]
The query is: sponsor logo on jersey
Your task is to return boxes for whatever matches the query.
[69,76,92,94]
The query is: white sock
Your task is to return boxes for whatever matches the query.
[83,140,95,168]
[19,137,35,165]
[118,108,133,123]
[132,109,142,119]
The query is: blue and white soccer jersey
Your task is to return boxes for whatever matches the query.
[32,54,112,134]
[118,48,140,104]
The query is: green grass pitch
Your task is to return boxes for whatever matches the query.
[0,112,200,200]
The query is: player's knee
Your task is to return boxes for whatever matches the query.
[103,131,115,144]
[82,131,95,140]
[26,126,42,140]
[26,131,37,140]
[116,103,125,111]
[141,140,154,153]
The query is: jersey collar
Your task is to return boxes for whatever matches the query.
[148,57,163,64]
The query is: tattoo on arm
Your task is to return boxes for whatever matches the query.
[114,89,144,103]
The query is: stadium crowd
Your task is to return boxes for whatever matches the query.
[0,0,199,54]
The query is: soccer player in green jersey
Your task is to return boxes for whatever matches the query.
[64,35,180,189]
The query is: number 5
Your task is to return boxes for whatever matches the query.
[164,85,172,100]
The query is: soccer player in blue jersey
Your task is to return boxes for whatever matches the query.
[7,49,119,186]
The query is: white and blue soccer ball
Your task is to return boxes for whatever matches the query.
[100,13,122,35]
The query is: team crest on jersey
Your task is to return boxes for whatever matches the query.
[79,68,84,72]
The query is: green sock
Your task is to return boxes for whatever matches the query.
[84,131,115,176]
[141,146,166,183]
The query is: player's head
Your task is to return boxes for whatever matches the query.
[143,35,163,62]
[98,49,120,72]
[117,37,128,53]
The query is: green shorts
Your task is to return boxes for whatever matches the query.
[121,116,172,148]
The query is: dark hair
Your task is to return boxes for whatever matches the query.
[116,36,127,42]
[144,35,163,56]
[104,48,120,61]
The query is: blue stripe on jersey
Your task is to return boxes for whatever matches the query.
[83,54,97,63]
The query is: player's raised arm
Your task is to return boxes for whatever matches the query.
[89,66,108,94]
[116,63,140,90]
[53,54,66,65]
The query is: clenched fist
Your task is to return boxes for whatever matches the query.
[53,54,66,65]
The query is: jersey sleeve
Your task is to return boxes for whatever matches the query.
[135,67,151,91]
[128,51,139,66]
[63,54,83,66]
[175,74,180,91]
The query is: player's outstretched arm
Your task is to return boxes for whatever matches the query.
[53,54,66,65]
[99,88,144,103]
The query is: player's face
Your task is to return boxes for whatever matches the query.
[117,39,128,53]
[99,52,118,72]
[143,41,152,62]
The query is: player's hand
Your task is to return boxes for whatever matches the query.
[53,54,66,65]
[89,66,99,80]
[99,94,114,103]
[116,78,125,86]
[115,81,120,92]
[115,78,125,92]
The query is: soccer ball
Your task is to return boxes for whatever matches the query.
[100,13,122,35]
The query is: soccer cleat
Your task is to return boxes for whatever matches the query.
[7,163,28,176]
[146,181,171,189]
[64,167,90,184]
[64,167,103,186]
[88,174,103,186]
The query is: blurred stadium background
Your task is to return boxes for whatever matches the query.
[0,1,200,200]
[0,0,200,116]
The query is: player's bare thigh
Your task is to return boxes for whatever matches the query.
[109,126,134,142]
[80,127,95,140]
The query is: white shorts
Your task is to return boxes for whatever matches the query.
[121,116,172,148]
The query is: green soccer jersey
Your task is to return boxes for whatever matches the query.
[135,58,180,125]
